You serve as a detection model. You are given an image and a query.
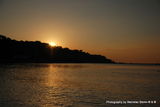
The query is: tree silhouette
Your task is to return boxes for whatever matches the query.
[0,35,114,63]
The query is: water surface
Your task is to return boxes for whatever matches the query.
[0,64,160,107]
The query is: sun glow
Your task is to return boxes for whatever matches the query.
[49,42,57,46]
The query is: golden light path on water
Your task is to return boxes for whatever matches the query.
[0,64,160,107]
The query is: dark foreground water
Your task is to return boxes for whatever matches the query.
[0,63,160,107]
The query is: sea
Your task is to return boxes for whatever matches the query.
[0,63,160,107]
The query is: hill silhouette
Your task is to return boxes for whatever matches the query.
[0,35,114,63]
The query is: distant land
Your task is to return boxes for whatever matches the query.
[117,62,160,66]
[0,35,114,63]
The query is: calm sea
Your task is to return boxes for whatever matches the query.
[0,63,160,107]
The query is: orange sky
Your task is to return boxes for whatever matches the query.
[0,0,160,63]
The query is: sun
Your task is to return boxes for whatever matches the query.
[49,42,57,46]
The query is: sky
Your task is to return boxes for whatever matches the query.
[0,0,160,63]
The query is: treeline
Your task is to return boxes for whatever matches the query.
[0,35,114,63]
